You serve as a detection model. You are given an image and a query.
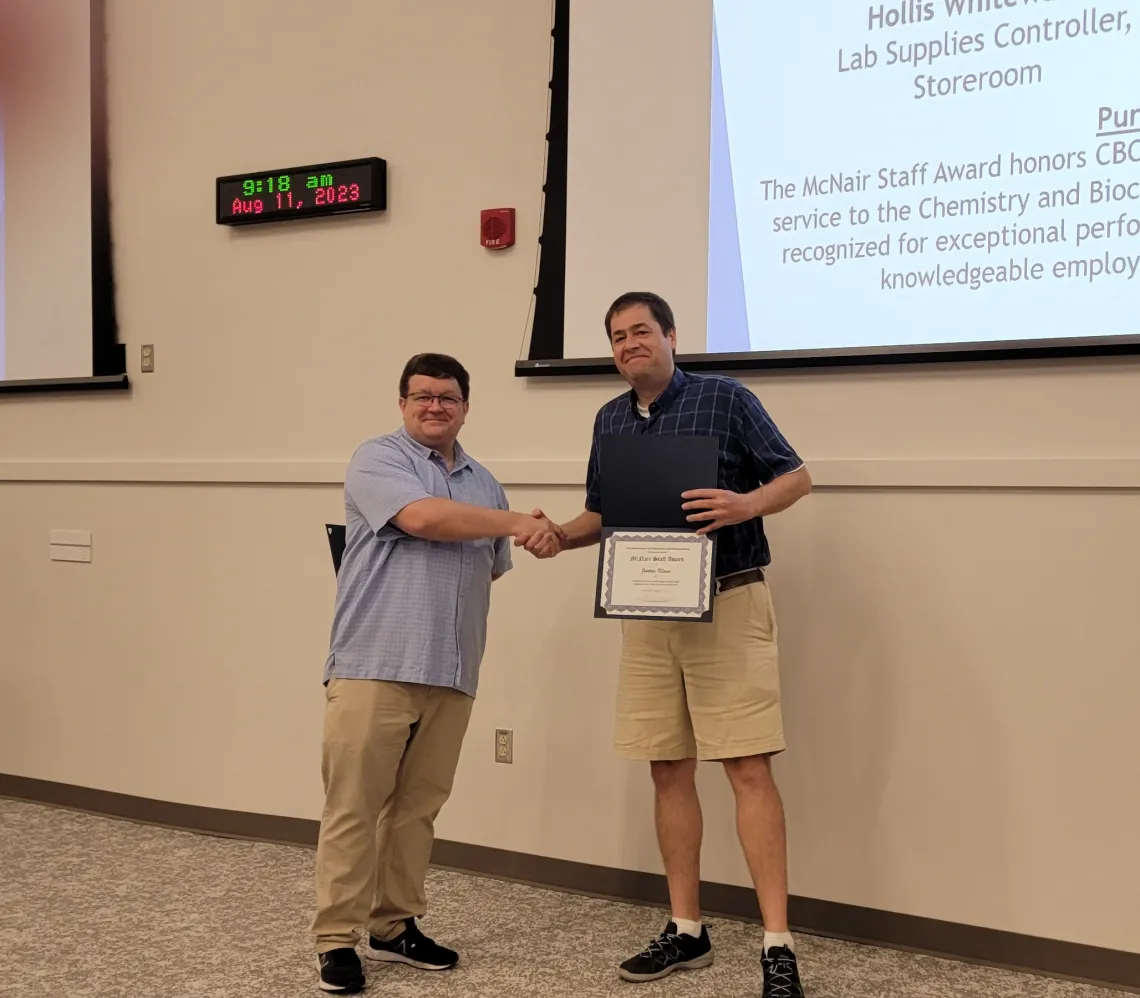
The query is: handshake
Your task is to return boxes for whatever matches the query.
[511,509,566,560]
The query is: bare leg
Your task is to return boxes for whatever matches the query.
[651,759,703,922]
[722,754,788,932]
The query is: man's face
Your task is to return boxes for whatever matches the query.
[400,374,468,450]
[608,304,677,384]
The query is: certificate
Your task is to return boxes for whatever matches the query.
[595,529,715,622]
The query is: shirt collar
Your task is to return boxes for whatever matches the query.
[398,425,469,471]
[628,367,687,416]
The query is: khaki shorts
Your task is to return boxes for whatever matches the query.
[614,581,784,762]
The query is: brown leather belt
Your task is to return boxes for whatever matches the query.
[715,567,764,595]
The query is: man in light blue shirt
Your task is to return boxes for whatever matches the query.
[312,353,555,994]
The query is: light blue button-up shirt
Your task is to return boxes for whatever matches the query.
[324,426,512,698]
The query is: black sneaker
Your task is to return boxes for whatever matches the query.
[317,948,364,994]
[364,918,458,971]
[762,945,805,998]
[617,921,714,982]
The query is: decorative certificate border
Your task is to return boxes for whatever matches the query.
[599,531,713,620]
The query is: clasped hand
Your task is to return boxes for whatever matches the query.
[514,509,566,559]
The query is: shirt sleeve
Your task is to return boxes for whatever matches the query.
[344,440,431,536]
[584,412,603,514]
[733,386,804,485]
[492,482,513,578]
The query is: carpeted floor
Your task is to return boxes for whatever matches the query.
[0,797,1127,998]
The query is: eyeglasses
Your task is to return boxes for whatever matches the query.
[404,392,464,411]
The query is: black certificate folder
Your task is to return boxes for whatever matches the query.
[598,434,719,528]
[595,435,719,624]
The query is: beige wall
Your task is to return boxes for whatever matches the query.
[1,0,1139,954]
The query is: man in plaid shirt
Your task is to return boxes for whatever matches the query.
[526,292,812,998]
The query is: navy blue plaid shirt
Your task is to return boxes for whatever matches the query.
[585,369,803,577]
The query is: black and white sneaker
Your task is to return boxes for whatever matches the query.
[317,948,364,994]
[364,918,458,970]
[762,945,805,998]
[617,921,714,982]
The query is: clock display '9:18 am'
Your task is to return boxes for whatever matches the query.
[215,158,386,225]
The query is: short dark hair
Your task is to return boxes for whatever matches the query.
[604,292,676,340]
[399,353,470,400]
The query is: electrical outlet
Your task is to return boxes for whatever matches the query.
[495,728,513,764]
[140,344,155,372]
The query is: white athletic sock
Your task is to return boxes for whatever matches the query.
[763,930,795,953]
[672,917,703,938]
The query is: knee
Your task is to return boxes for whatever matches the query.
[722,754,774,793]
[650,759,696,795]
[391,779,454,822]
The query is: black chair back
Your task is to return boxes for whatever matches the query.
[325,524,346,575]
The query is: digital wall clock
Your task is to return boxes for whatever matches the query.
[216,157,387,225]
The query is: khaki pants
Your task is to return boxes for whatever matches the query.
[312,678,473,953]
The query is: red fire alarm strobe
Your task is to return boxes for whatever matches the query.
[480,208,515,249]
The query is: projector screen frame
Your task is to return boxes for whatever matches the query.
[517,0,1140,380]
[0,0,128,397]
